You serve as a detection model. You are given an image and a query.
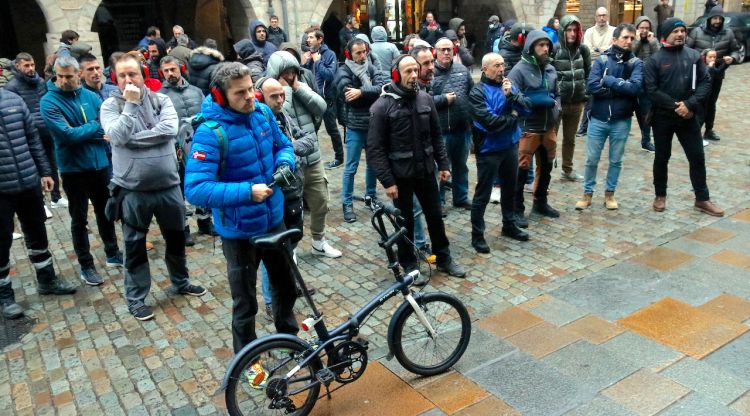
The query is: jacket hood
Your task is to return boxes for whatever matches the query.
[445,30,459,41]
[0,58,12,68]
[449,17,465,33]
[70,42,93,59]
[189,47,224,70]
[355,33,371,45]
[635,15,653,31]
[11,66,42,85]
[249,20,268,45]
[147,38,167,59]
[266,51,300,78]
[559,15,583,47]
[371,26,388,42]
[704,6,725,31]
[278,42,302,62]
[522,30,552,55]
[233,39,257,60]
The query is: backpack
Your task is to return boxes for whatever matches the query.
[180,114,229,179]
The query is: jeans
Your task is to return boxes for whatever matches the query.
[440,130,471,206]
[322,98,344,162]
[260,262,273,306]
[394,175,451,269]
[652,116,709,201]
[60,168,119,269]
[0,187,56,284]
[412,196,427,248]
[222,223,298,353]
[121,186,190,312]
[341,128,376,206]
[583,118,631,194]
[472,146,519,240]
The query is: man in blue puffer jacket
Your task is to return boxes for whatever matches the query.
[184,62,297,353]
[469,53,532,253]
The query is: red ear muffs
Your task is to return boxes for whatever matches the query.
[517,22,527,45]
[141,65,149,79]
[211,86,227,107]
[431,48,437,58]
[110,69,116,84]
[453,46,458,55]
[391,67,400,83]
[344,48,351,60]
[156,63,186,80]
[254,90,264,103]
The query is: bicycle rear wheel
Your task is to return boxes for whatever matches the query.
[226,339,322,416]
[388,292,471,376]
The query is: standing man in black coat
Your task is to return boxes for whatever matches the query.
[367,55,466,280]
[5,53,64,209]
[645,18,723,217]
[0,89,77,319]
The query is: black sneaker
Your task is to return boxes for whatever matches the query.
[704,130,721,141]
[325,159,343,170]
[296,285,316,296]
[532,203,560,218]
[441,205,448,218]
[132,305,154,321]
[472,238,490,254]
[576,129,587,137]
[641,141,655,152]
[364,195,380,212]
[514,212,529,229]
[80,268,104,286]
[264,304,273,321]
[343,204,357,223]
[38,279,78,295]
[502,223,530,241]
[454,201,472,210]
[178,284,207,297]
[437,261,466,278]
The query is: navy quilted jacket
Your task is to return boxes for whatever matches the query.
[4,70,49,137]
[0,89,51,194]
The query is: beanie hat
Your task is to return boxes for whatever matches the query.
[445,30,459,41]
[659,17,686,40]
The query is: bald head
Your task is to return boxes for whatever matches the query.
[482,53,506,82]
[595,7,609,27]
[259,78,286,114]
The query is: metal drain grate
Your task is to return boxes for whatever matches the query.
[0,314,37,349]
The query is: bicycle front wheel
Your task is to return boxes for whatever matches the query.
[226,339,322,416]
[388,292,471,376]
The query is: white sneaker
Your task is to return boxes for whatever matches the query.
[490,186,501,204]
[50,197,68,208]
[12,233,22,240]
[703,139,709,147]
[311,239,342,258]
[44,205,53,219]
[523,183,534,194]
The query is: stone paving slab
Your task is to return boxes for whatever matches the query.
[563,395,636,416]
[658,392,743,416]
[602,368,690,416]
[601,331,683,372]
[525,296,587,327]
[705,333,750,382]
[660,357,750,405]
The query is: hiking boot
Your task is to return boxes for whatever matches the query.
[533,202,560,218]
[325,159,343,170]
[472,237,490,254]
[704,130,721,141]
[311,238,342,258]
[604,191,618,210]
[184,226,195,247]
[561,170,582,182]
[653,196,666,212]
[0,283,23,319]
[106,252,124,268]
[502,223,529,241]
[38,279,77,295]
[490,186,501,204]
[641,141,655,152]
[343,204,356,223]
[694,200,724,217]
[80,267,103,286]
[515,211,529,229]
[575,193,593,210]
[437,261,466,278]
[131,305,154,321]
[178,284,207,296]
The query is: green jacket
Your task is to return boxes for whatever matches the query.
[552,15,591,104]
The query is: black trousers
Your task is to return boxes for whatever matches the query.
[0,187,56,283]
[471,146,519,240]
[322,97,344,162]
[40,133,61,201]
[222,223,299,353]
[700,76,723,132]
[61,168,119,268]
[393,174,452,268]
[652,116,709,201]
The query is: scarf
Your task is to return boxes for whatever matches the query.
[344,59,372,87]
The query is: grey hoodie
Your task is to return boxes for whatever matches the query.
[266,51,326,166]
[369,26,401,72]
[633,16,660,60]
[101,87,180,191]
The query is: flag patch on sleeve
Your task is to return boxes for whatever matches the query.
[192,151,207,161]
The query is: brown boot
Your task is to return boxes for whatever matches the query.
[575,193,593,210]
[694,200,724,217]
[604,191,618,210]
[653,196,666,212]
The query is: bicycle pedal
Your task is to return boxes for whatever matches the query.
[316,368,336,386]
[353,338,369,349]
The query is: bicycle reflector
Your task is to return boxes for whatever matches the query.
[301,316,323,332]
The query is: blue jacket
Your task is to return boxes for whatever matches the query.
[303,44,338,99]
[84,82,119,102]
[469,75,531,154]
[249,20,278,65]
[184,95,295,239]
[587,46,643,122]
[40,79,109,173]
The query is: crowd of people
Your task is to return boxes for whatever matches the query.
[0,6,741,365]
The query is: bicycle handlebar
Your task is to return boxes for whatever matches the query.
[381,203,401,219]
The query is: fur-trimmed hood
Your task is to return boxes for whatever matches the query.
[189,46,225,71]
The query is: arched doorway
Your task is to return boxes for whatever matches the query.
[91,0,256,60]
[0,0,49,70]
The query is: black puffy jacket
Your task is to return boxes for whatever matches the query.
[431,61,474,133]
[687,7,741,63]
[552,15,591,104]
[334,62,389,131]
[0,89,51,194]
[366,83,449,188]
[4,70,49,137]
[498,41,523,72]
[188,47,225,96]
[159,78,204,120]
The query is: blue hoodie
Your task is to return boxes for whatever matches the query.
[249,20,278,65]
[40,79,109,173]
[184,95,295,239]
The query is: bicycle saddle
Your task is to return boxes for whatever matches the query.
[251,229,302,249]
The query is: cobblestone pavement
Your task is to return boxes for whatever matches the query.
[1,65,748,415]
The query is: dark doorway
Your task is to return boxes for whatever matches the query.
[0,0,48,72]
